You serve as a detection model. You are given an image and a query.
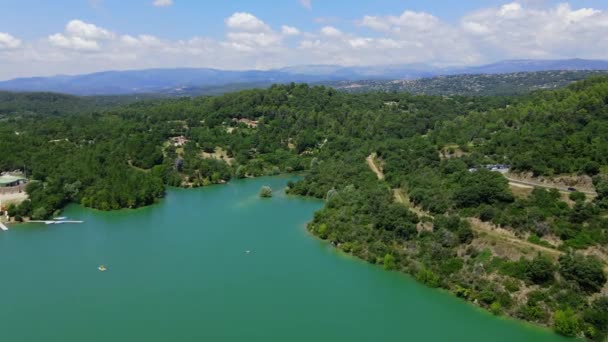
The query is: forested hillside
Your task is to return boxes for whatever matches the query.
[334,70,608,96]
[0,91,153,117]
[1,78,607,339]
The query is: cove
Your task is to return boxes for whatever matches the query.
[0,176,569,342]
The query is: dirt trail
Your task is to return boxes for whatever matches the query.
[366,153,384,180]
[365,156,608,265]
[468,218,562,258]
[393,189,429,218]
[366,155,562,257]
[504,175,597,197]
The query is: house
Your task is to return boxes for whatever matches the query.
[233,118,259,128]
[469,165,510,173]
[0,174,27,188]
[171,136,189,147]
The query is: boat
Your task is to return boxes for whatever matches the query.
[98,265,107,272]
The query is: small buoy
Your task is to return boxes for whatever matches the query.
[245,250,251,254]
[98,265,107,272]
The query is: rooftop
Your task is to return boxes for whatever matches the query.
[0,175,26,185]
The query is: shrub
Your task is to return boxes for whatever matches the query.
[259,186,273,198]
[383,254,396,270]
[525,254,555,285]
[554,308,580,337]
[490,302,502,315]
[559,253,607,293]
[569,191,586,202]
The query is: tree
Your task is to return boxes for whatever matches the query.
[553,308,580,337]
[525,254,555,285]
[383,254,396,270]
[569,191,586,202]
[454,169,514,208]
[259,186,273,198]
[583,297,608,340]
[31,207,48,220]
[559,253,607,293]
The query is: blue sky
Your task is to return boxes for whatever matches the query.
[1,1,608,79]
[3,0,608,39]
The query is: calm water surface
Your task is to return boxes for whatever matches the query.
[0,176,569,341]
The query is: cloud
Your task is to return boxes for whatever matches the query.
[48,33,100,51]
[281,25,301,36]
[222,13,286,53]
[120,34,163,47]
[153,0,173,7]
[320,26,342,37]
[65,20,113,40]
[0,33,22,49]
[3,2,608,80]
[48,20,114,51]
[225,12,270,32]
[361,10,440,32]
[461,2,608,59]
[299,0,312,10]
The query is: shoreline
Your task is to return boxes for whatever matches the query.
[0,174,584,339]
[303,223,566,339]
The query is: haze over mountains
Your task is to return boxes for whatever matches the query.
[1,59,608,96]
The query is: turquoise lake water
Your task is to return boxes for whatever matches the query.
[0,176,569,341]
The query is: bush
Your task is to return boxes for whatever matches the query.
[583,297,608,340]
[525,254,555,285]
[383,254,396,270]
[416,268,440,288]
[32,207,48,220]
[559,253,607,293]
[259,186,273,198]
[554,308,580,337]
[569,191,586,202]
[490,302,502,315]
[479,205,497,222]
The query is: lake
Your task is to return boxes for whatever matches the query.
[0,176,568,341]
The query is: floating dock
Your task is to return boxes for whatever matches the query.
[0,222,8,231]
[28,220,84,225]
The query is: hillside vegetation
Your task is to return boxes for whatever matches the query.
[1,77,608,339]
[334,70,608,96]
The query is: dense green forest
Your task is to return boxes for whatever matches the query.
[0,91,151,117]
[1,77,607,339]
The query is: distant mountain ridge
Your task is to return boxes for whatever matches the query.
[333,70,608,96]
[1,59,607,95]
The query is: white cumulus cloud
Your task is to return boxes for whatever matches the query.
[281,25,301,36]
[48,33,100,51]
[48,20,114,51]
[225,12,270,32]
[0,33,22,49]
[320,26,342,37]
[65,20,114,40]
[3,2,608,80]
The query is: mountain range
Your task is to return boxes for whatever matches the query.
[1,59,608,96]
